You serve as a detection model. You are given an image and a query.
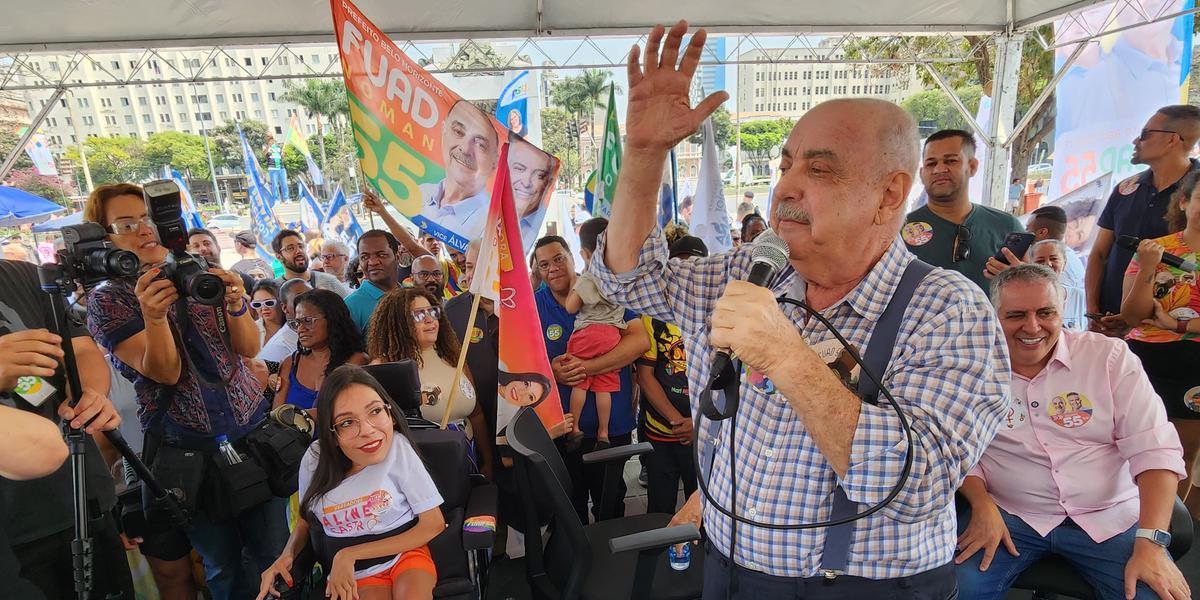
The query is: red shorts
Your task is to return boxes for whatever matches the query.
[566,324,622,393]
[355,545,437,588]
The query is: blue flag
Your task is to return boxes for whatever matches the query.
[322,186,364,250]
[167,167,205,230]
[495,70,530,137]
[239,126,283,262]
[297,180,326,233]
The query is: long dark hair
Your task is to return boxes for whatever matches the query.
[498,370,553,407]
[251,278,284,327]
[294,289,362,374]
[299,365,418,516]
[366,288,460,367]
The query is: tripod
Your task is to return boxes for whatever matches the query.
[38,261,189,600]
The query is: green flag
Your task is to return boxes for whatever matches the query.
[594,84,622,219]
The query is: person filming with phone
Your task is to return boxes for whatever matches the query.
[83,182,287,600]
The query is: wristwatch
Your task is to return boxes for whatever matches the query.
[1177,318,1191,334]
[1135,528,1172,548]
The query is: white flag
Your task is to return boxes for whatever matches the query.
[689,118,733,254]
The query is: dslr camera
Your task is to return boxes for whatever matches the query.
[59,222,141,285]
[143,180,225,305]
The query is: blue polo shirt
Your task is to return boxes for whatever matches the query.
[1096,159,1199,313]
[345,280,388,336]
[534,285,637,438]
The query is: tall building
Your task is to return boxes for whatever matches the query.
[0,91,30,133]
[15,46,348,160]
[700,37,727,94]
[735,41,918,119]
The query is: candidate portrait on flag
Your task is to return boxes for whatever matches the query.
[508,133,558,251]
[416,99,500,245]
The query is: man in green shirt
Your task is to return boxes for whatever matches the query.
[904,129,1023,291]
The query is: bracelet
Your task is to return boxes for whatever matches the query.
[226,295,250,317]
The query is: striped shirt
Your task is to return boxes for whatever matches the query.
[590,230,1010,579]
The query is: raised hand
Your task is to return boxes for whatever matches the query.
[625,21,729,153]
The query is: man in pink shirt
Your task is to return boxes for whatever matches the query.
[956,263,1190,600]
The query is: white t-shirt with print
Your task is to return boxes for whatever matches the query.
[299,434,443,578]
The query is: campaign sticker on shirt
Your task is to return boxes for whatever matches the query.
[743,364,776,395]
[546,324,563,341]
[1184,386,1200,413]
[470,327,484,344]
[1047,391,1093,429]
[811,339,861,388]
[1118,176,1140,196]
[902,222,934,247]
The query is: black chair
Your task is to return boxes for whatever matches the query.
[957,497,1193,599]
[284,428,497,600]
[507,406,704,600]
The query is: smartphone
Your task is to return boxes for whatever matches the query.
[993,232,1037,263]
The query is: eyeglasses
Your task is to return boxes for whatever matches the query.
[536,254,569,272]
[287,315,325,330]
[952,224,972,263]
[331,404,395,439]
[412,306,441,323]
[321,253,347,262]
[279,243,305,255]
[106,216,154,235]
[413,270,442,279]
[1139,128,1178,141]
[250,299,278,310]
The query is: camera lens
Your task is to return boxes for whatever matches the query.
[106,249,140,277]
[186,272,225,306]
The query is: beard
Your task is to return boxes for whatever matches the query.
[283,255,308,273]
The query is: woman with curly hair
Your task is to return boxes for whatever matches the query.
[275,289,369,411]
[367,288,493,477]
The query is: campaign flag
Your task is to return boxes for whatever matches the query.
[167,168,204,231]
[297,180,326,233]
[690,117,733,254]
[20,130,57,176]
[332,0,558,253]
[1050,0,1194,197]
[495,71,530,137]
[322,185,364,249]
[583,169,598,215]
[473,143,566,436]
[239,126,284,262]
[283,114,324,185]
[593,84,622,219]
[553,188,586,269]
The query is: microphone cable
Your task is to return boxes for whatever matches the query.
[689,294,915,575]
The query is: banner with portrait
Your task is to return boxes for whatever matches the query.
[331,0,559,253]
[322,186,365,250]
[1020,171,1113,260]
[1050,0,1194,198]
[473,142,566,437]
[239,126,285,263]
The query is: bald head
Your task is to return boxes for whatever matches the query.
[808,98,918,179]
[411,254,445,297]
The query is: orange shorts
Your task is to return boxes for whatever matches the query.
[355,545,437,588]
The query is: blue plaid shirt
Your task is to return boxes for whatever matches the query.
[590,230,1010,578]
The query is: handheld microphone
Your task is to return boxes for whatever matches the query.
[708,229,791,380]
[1117,236,1197,273]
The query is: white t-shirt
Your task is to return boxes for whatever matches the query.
[257,326,298,363]
[298,434,443,578]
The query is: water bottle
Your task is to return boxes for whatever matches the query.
[217,435,241,465]
[667,543,690,571]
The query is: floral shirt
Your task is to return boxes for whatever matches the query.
[1126,232,1200,343]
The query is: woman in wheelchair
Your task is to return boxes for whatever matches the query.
[257,366,447,600]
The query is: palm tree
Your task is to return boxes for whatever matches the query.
[575,69,616,148]
[281,79,347,198]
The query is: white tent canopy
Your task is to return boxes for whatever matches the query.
[7,0,1108,51]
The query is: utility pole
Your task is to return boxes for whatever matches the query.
[65,92,94,194]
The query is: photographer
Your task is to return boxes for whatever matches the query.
[83,183,284,600]
[0,257,132,599]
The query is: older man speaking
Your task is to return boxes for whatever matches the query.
[591,21,1010,598]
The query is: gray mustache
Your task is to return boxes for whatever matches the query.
[773,202,810,224]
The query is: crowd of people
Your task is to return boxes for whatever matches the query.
[0,19,1198,600]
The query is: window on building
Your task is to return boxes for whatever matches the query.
[190,94,208,103]
[138,97,148,106]
[219,111,228,120]
[105,116,117,125]
[268,92,276,101]
[155,96,166,105]
[110,60,121,70]
[271,109,279,117]
[312,54,320,64]
[82,116,94,125]
[48,61,58,71]
[755,73,761,82]
[120,97,129,107]
[69,134,76,143]
[142,114,151,124]
[216,94,225,103]
[244,57,253,66]
[233,93,243,102]
[275,126,284,135]
[287,109,297,117]
[255,110,263,119]
[297,55,305,64]
[179,113,188,122]
[279,56,289,66]
[225,57,236,67]
[64,116,72,125]
[47,117,56,126]
[250,92,259,102]
[124,115,134,125]
[76,97,88,107]
[236,110,246,119]
[261,57,268,65]
[174,95,183,104]
[160,114,171,123]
